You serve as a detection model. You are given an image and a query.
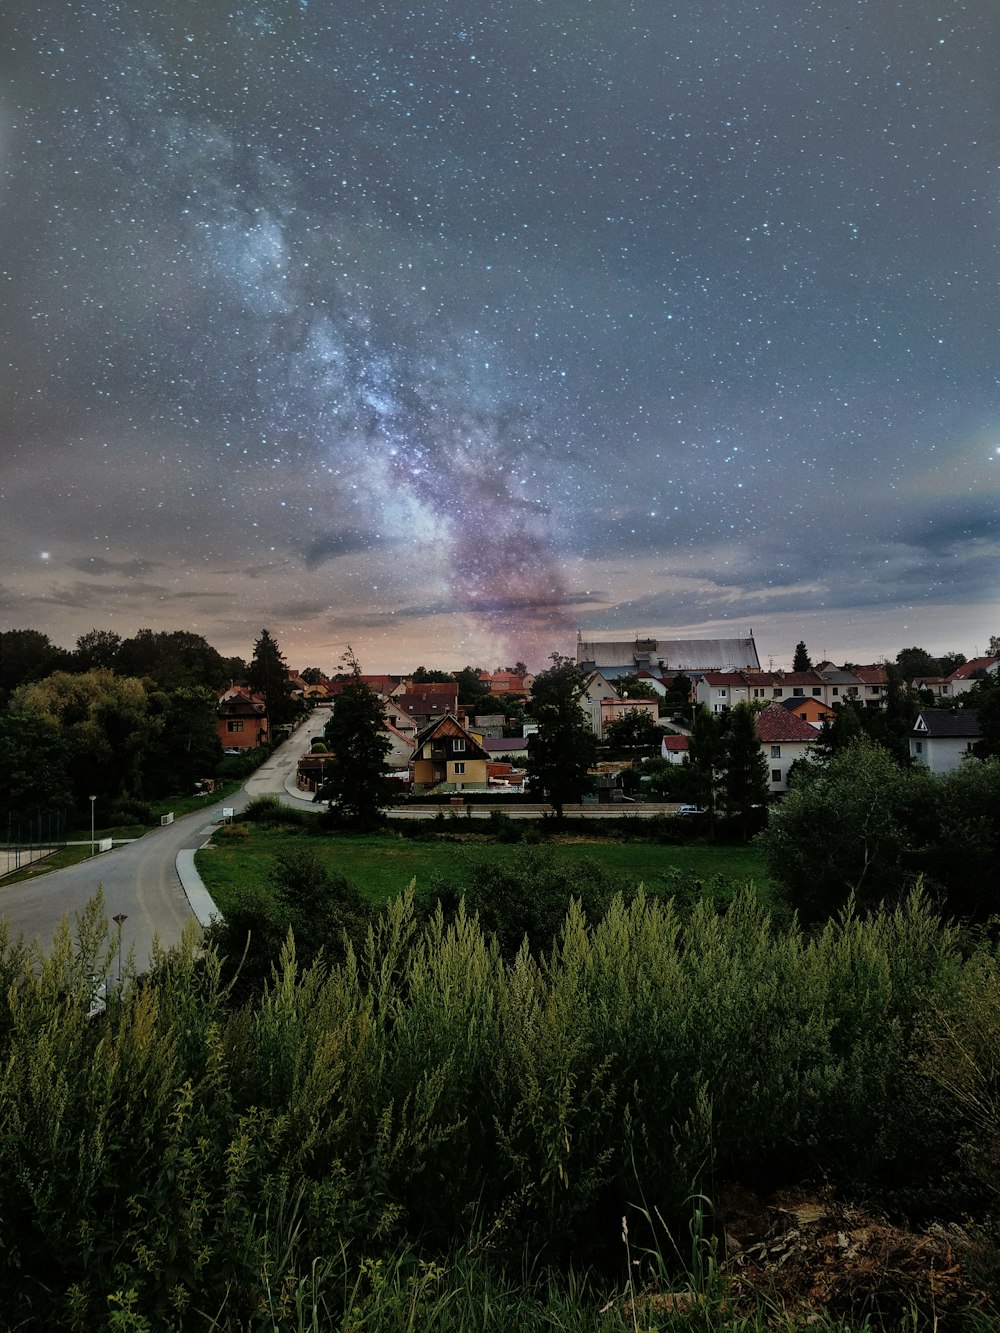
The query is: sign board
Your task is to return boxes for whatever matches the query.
[222,808,235,822]
[160,812,174,826]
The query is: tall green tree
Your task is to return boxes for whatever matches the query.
[525,655,596,818]
[720,703,770,835]
[686,705,724,818]
[895,646,942,681]
[319,650,395,826]
[792,641,812,672]
[143,686,223,796]
[248,628,296,730]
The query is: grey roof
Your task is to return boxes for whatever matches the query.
[912,710,981,738]
[576,636,760,673]
[484,737,529,753]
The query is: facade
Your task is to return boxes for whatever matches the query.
[754,702,818,794]
[779,696,835,727]
[909,710,982,775]
[216,691,268,749]
[940,657,1000,698]
[696,666,881,713]
[410,713,490,790]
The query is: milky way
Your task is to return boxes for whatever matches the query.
[1,1,997,669]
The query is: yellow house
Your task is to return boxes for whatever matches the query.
[411,713,489,790]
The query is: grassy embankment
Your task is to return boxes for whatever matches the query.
[196,819,771,914]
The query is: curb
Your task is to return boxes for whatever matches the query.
[176,848,224,928]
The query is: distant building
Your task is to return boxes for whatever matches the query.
[910,710,982,775]
[576,633,760,681]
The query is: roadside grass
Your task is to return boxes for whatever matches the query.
[0,782,245,888]
[196,824,771,915]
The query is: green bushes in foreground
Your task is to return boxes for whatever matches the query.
[0,889,993,1329]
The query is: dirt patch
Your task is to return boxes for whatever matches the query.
[627,1187,991,1329]
[720,1187,988,1327]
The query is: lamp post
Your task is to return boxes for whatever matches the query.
[112,912,127,993]
[89,795,96,857]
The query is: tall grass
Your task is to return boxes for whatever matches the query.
[0,885,988,1328]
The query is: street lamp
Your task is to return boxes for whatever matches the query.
[112,913,128,993]
[90,795,96,857]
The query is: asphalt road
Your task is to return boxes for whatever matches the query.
[0,709,331,970]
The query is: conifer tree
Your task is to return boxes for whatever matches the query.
[320,648,394,825]
[248,628,295,730]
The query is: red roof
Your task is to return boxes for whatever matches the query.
[661,735,689,751]
[946,656,1000,681]
[754,702,819,743]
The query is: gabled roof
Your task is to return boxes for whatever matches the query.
[661,735,689,752]
[853,666,889,684]
[946,657,1000,682]
[413,712,489,758]
[754,702,819,743]
[912,710,981,738]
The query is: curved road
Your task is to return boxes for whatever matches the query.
[0,709,329,970]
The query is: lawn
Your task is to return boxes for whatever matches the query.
[196,822,770,915]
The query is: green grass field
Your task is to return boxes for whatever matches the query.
[196,822,770,914]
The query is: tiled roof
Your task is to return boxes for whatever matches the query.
[661,735,689,751]
[754,702,819,743]
[912,710,981,738]
[946,657,1000,681]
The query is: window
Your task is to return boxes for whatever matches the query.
[454,761,466,775]
[832,687,840,696]
[453,738,466,752]
[771,769,782,783]
[915,742,922,754]
[773,688,783,697]
[717,689,727,698]
[227,720,244,733]
[770,745,781,758]
[753,688,764,698]
[812,687,822,696]
[793,687,804,696]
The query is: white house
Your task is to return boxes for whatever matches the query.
[909,710,982,775]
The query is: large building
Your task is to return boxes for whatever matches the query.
[576,633,760,681]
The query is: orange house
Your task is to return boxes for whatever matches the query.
[217,692,269,749]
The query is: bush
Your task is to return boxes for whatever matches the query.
[103,796,156,826]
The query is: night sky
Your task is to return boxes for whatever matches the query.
[2,0,997,673]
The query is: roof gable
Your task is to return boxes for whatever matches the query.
[754,702,819,742]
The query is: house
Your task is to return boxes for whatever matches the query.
[478,670,531,695]
[696,665,882,714]
[579,670,619,733]
[382,721,417,772]
[596,695,660,741]
[410,713,490,791]
[754,703,818,794]
[779,696,835,727]
[216,688,268,749]
[910,710,982,775]
[577,632,760,680]
[484,736,530,763]
[940,657,1000,698]
[396,684,461,730]
[853,665,890,707]
[660,734,689,765]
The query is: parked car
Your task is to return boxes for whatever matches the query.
[676,804,707,816]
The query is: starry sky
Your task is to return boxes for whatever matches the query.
[1,0,997,674]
